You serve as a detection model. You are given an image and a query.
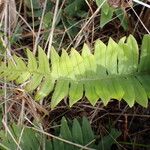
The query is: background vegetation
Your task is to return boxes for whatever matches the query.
[0,0,150,149]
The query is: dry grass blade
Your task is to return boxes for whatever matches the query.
[2,119,23,150]
[0,0,17,28]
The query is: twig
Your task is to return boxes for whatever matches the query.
[133,0,150,8]
[2,119,22,150]
[33,0,48,55]
[47,0,60,59]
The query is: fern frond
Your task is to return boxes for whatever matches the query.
[0,117,121,150]
[0,35,150,108]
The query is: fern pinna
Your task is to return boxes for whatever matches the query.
[0,117,121,149]
[0,35,150,108]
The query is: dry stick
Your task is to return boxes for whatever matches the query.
[90,103,102,124]
[0,0,5,30]
[33,0,48,55]
[58,0,89,51]
[0,143,10,150]
[85,0,95,44]
[67,0,148,49]
[58,7,131,51]
[3,1,9,132]
[130,0,150,34]
[58,0,71,50]
[15,11,36,38]
[24,116,40,129]
[133,0,150,8]
[17,127,25,150]
[30,0,35,51]
[11,0,22,34]
[47,0,60,59]
[18,100,25,125]
[2,2,18,128]
[62,18,73,43]
[27,115,95,150]
[101,125,125,150]
[83,3,140,43]
[3,3,12,59]
[17,0,23,22]
[109,113,150,118]
[67,0,107,50]
[2,119,23,150]
[132,1,147,34]
[130,3,150,34]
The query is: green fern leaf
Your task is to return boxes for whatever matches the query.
[70,48,85,77]
[35,77,54,101]
[72,118,83,145]
[94,39,106,75]
[13,55,31,84]
[51,47,60,79]
[26,48,37,71]
[60,117,74,150]
[127,35,139,71]
[121,78,135,107]
[51,80,69,108]
[38,46,50,74]
[0,117,120,150]
[131,77,148,107]
[82,44,99,105]
[60,49,73,78]
[6,59,19,81]
[69,81,83,107]
[82,117,94,145]
[25,74,43,92]
[0,35,150,108]
[106,38,118,74]
[139,35,150,72]
[95,79,110,105]
[137,75,150,98]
